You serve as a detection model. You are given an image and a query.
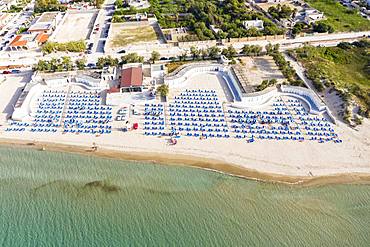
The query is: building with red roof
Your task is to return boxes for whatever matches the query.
[119,67,143,92]
[8,33,49,51]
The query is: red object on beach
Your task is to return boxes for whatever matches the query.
[133,123,138,130]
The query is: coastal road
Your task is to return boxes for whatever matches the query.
[1,30,369,67]
[101,31,370,61]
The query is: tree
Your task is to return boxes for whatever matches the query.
[265,43,273,55]
[200,49,208,60]
[97,56,119,68]
[292,22,305,35]
[41,40,86,54]
[190,46,200,60]
[227,46,237,58]
[49,58,58,72]
[41,42,55,54]
[265,43,279,55]
[178,51,188,61]
[253,45,262,56]
[242,45,262,56]
[115,0,123,8]
[157,84,169,98]
[150,51,160,64]
[61,56,73,71]
[222,45,237,59]
[313,22,334,33]
[34,0,67,13]
[75,58,87,70]
[268,4,294,20]
[120,53,144,64]
[207,46,221,59]
[34,60,48,71]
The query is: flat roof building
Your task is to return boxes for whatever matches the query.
[243,19,264,30]
[28,12,62,33]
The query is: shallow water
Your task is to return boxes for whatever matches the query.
[0,146,369,246]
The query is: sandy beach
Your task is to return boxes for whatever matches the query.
[1,72,370,185]
[1,116,370,186]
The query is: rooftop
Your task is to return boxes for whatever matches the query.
[120,67,143,88]
[38,12,60,23]
[28,12,61,32]
[9,33,49,47]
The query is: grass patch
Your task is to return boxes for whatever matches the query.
[166,62,188,74]
[306,0,370,32]
[290,42,370,116]
[110,25,158,47]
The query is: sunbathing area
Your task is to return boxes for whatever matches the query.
[139,89,341,143]
[167,89,229,138]
[5,89,113,135]
[1,66,369,178]
[2,68,342,145]
[227,96,341,143]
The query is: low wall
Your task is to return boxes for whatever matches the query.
[224,34,285,44]
[12,83,45,121]
[280,85,326,114]
[231,85,336,123]
[232,87,278,108]
[164,63,244,101]
[224,70,243,102]
[178,40,217,49]
[165,63,228,87]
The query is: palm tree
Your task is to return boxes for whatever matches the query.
[157,84,169,98]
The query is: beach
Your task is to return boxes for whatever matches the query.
[1,115,369,185]
[1,72,370,185]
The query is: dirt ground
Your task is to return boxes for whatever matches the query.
[52,11,96,42]
[106,23,160,51]
[237,56,285,88]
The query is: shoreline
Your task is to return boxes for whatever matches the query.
[1,137,370,186]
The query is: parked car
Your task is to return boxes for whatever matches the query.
[11,69,21,73]
[87,63,96,68]
[2,70,12,74]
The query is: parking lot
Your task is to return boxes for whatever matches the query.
[0,10,33,52]
[51,11,97,42]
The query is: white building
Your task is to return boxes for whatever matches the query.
[243,19,264,30]
[125,0,150,9]
[0,0,17,11]
[28,12,63,34]
[303,8,324,24]
[266,0,288,3]
[8,32,49,51]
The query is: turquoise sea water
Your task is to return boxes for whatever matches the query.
[0,146,369,246]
